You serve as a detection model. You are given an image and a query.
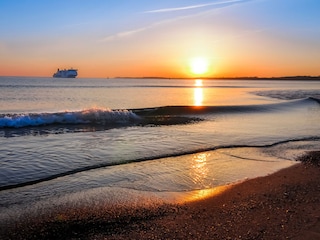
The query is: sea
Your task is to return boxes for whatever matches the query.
[0,77,320,223]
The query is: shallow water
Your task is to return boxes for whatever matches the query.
[0,77,320,220]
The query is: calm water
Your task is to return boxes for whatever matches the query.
[0,77,320,220]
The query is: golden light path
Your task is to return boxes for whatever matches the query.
[182,152,231,203]
[194,79,204,106]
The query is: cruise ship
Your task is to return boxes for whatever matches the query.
[53,68,78,78]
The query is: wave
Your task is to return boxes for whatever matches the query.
[0,108,140,128]
[1,136,319,191]
[133,97,320,116]
[252,90,320,100]
[1,97,318,137]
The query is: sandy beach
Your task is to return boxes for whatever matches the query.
[1,151,319,240]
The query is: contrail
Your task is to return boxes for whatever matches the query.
[144,0,246,13]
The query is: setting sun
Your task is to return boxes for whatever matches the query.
[190,57,209,75]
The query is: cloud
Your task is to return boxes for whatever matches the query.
[101,18,174,42]
[144,0,248,13]
[102,27,148,42]
[102,0,252,42]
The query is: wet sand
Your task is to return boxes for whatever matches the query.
[1,152,320,240]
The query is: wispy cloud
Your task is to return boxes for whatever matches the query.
[102,27,149,42]
[101,18,174,42]
[102,0,252,42]
[144,0,247,13]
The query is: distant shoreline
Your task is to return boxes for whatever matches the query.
[114,76,320,81]
[1,75,320,80]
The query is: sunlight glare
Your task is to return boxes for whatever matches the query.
[190,57,209,75]
[195,79,203,87]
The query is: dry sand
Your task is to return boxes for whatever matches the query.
[2,151,320,240]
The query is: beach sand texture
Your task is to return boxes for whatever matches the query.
[1,151,319,240]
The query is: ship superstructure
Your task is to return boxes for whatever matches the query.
[53,68,78,78]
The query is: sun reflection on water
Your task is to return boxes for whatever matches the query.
[191,152,210,185]
[195,79,203,87]
[180,151,233,203]
[182,185,232,203]
[194,79,204,106]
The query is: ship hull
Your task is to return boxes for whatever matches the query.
[53,69,78,78]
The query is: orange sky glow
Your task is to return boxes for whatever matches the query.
[1,0,319,78]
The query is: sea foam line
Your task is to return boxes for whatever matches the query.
[1,136,319,192]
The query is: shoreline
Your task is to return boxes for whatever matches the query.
[1,152,319,240]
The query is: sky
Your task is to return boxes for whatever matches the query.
[0,0,320,78]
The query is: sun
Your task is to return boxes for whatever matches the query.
[190,57,209,75]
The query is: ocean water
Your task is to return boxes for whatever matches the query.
[0,77,320,221]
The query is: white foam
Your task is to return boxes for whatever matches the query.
[0,108,140,128]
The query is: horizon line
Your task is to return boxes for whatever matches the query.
[1,75,320,80]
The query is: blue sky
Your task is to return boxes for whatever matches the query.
[1,0,319,77]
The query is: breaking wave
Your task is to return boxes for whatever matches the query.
[0,108,140,128]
